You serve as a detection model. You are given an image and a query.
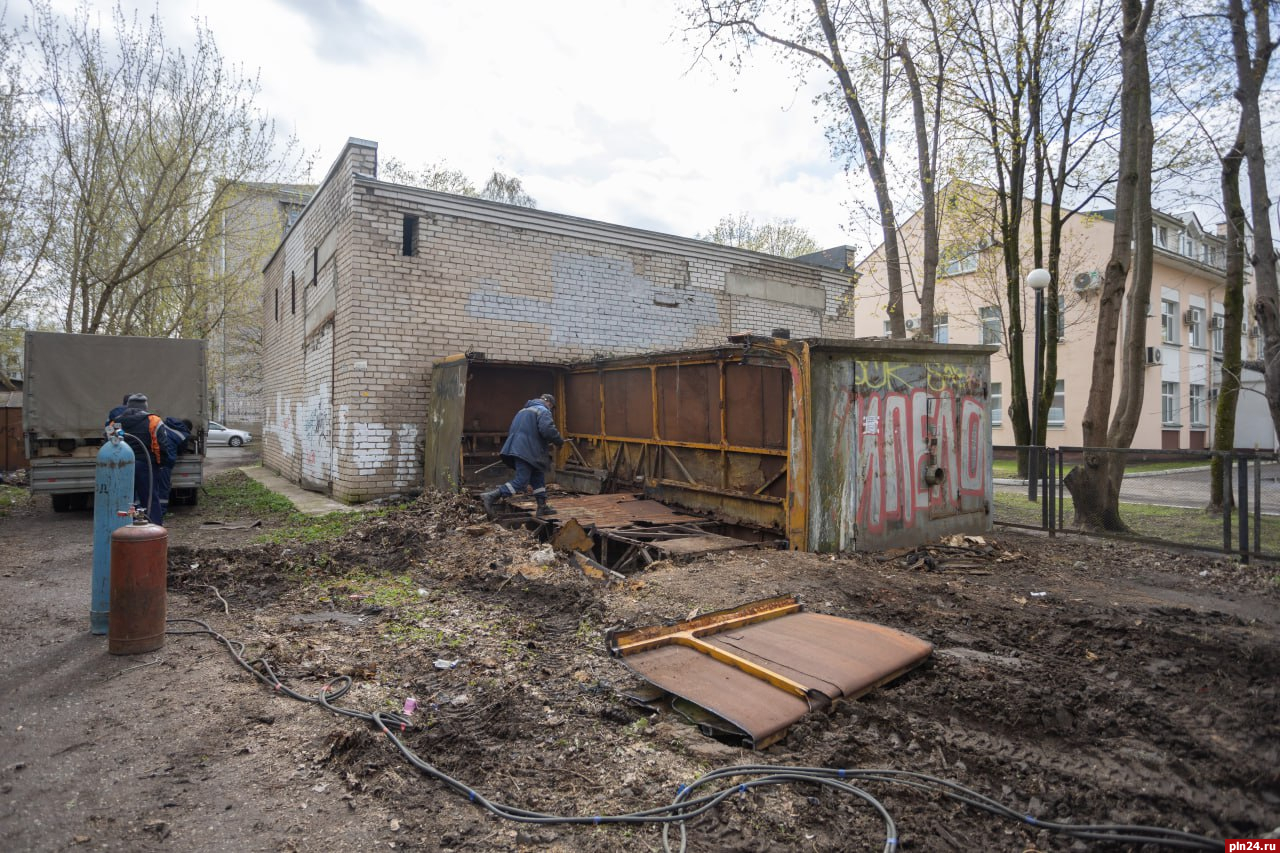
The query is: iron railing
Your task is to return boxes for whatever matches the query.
[992,445,1278,562]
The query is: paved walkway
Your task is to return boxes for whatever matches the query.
[238,465,357,516]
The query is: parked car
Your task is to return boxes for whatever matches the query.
[207,421,252,447]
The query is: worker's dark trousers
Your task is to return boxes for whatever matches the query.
[500,459,546,498]
[133,460,172,526]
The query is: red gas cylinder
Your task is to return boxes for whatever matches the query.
[108,519,169,655]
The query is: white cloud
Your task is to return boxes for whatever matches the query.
[37,0,872,250]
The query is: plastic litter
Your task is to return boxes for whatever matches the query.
[434,658,460,670]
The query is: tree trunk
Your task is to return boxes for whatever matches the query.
[1064,0,1155,531]
[1227,0,1280,441]
[815,0,906,338]
[896,40,937,338]
[1210,129,1248,511]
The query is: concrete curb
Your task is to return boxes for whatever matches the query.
[238,465,358,516]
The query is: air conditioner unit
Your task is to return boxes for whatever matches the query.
[1210,315,1225,330]
[1145,346,1163,366]
[1183,309,1197,326]
[1072,271,1099,292]
[905,318,920,331]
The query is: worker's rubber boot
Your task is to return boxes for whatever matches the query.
[534,496,557,518]
[480,487,505,518]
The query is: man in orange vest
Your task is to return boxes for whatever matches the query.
[108,393,180,525]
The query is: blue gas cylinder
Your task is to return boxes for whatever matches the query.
[92,435,135,635]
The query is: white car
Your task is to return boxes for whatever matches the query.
[207,420,252,447]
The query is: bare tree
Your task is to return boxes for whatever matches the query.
[31,0,298,336]
[698,213,821,256]
[0,18,56,330]
[380,157,478,196]
[1064,0,1158,531]
[1228,0,1280,444]
[688,0,947,338]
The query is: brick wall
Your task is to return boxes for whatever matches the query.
[262,138,859,502]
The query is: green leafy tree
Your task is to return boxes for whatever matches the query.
[698,213,820,257]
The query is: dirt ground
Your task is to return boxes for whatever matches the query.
[2,457,1278,852]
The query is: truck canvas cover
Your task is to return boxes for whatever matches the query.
[24,332,208,437]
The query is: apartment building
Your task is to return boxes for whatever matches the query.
[853,200,1267,450]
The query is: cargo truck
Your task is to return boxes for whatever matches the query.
[22,331,208,511]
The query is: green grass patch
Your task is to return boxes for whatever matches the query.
[255,510,369,545]
[992,458,1209,478]
[0,484,30,516]
[993,490,1280,553]
[202,470,296,515]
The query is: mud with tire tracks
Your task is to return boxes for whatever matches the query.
[2,470,1277,852]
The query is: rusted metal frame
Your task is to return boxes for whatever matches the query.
[567,354,733,375]
[561,434,788,457]
[651,477,785,505]
[663,445,697,484]
[565,440,591,467]
[753,466,787,496]
[719,359,729,494]
[608,595,818,704]
[740,339,810,550]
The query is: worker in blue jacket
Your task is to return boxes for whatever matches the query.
[107,393,182,525]
[481,394,565,518]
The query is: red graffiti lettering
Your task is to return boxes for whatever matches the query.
[855,390,988,531]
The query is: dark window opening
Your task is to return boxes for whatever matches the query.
[312,248,318,285]
[274,289,279,322]
[290,272,296,314]
[402,215,419,257]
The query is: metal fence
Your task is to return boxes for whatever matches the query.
[992,445,1280,562]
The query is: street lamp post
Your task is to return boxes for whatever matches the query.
[1027,268,1051,501]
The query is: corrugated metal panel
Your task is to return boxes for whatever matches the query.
[611,598,933,748]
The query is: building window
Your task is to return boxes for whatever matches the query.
[1055,295,1066,340]
[990,382,1003,425]
[1048,380,1065,427]
[290,271,296,315]
[282,203,302,233]
[1189,384,1206,426]
[1162,381,1180,426]
[311,247,318,286]
[883,318,892,336]
[274,289,279,322]
[1161,300,1179,344]
[934,314,948,343]
[941,248,979,277]
[980,306,1003,345]
[1155,224,1168,247]
[1188,306,1204,348]
[402,215,419,257]
[1213,313,1225,353]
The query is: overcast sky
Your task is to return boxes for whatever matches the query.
[40,0,866,253]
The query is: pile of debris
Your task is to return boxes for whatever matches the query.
[0,468,27,487]
[879,534,1024,573]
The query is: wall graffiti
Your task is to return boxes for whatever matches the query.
[855,362,988,534]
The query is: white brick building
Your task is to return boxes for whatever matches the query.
[261,138,859,501]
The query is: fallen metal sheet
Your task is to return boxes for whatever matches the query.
[508,492,707,529]
[608,595,933,748]
[655,533,762,557]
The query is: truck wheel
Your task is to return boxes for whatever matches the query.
[51,494,71,512]
[229,436,243,447]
